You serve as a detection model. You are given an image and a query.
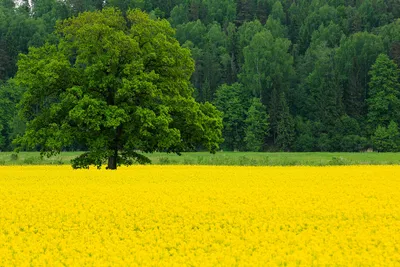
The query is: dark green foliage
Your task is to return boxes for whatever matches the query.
[328,115,370,152]
[236,20,263,67]
[339,135,368,152]
[214,83,248,151]
[202,0,236,26]
[298,4,339,53]
[335,32,384,119]
[372,121,400,152]
[240,29,293,107]
[294,117,314,152]
[376,19,400,67]
[295,134,314,152]
[265,17,288,39]
[301,45,342,125]
[367,54,400,132]
[1,0,400,154]
[316,134,331,152]
[270,1,285,24]
[244,98,269,151]
[276,92,295,151]
[0,81,24,151]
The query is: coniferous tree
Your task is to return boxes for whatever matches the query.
[335,32,384,119]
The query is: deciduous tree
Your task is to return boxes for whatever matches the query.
[15,8,223,169]
[214,83,248,151]
[244,98,269,151]
[367,53,400,132]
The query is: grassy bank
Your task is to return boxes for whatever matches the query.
[0,151,400,166]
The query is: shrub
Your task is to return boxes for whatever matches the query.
[23,156,42,165]
[183,158,194,165]
[10,153,18,161]
[328,157,348,166]
[158,157,171,165]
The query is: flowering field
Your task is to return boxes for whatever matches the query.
[0,166,399,266]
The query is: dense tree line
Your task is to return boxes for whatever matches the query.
[1,0,400,152]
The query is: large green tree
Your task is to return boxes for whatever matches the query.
[214,83,248,151]
[367,53,400,132]
[15,8,223,169]
[236,20,264,68]
[240,29,293,106]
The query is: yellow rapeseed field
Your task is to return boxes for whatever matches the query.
[0,165,399,266]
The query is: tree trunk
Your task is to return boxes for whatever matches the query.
[107,125,122,170]
[106,88,119,170]
[107,149,118,170]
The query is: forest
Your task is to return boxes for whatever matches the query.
[1,0,400,153]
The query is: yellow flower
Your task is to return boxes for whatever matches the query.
[0,165,398,265]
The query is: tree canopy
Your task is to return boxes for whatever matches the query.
[1,0,400,154]
[14,8,223,169]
